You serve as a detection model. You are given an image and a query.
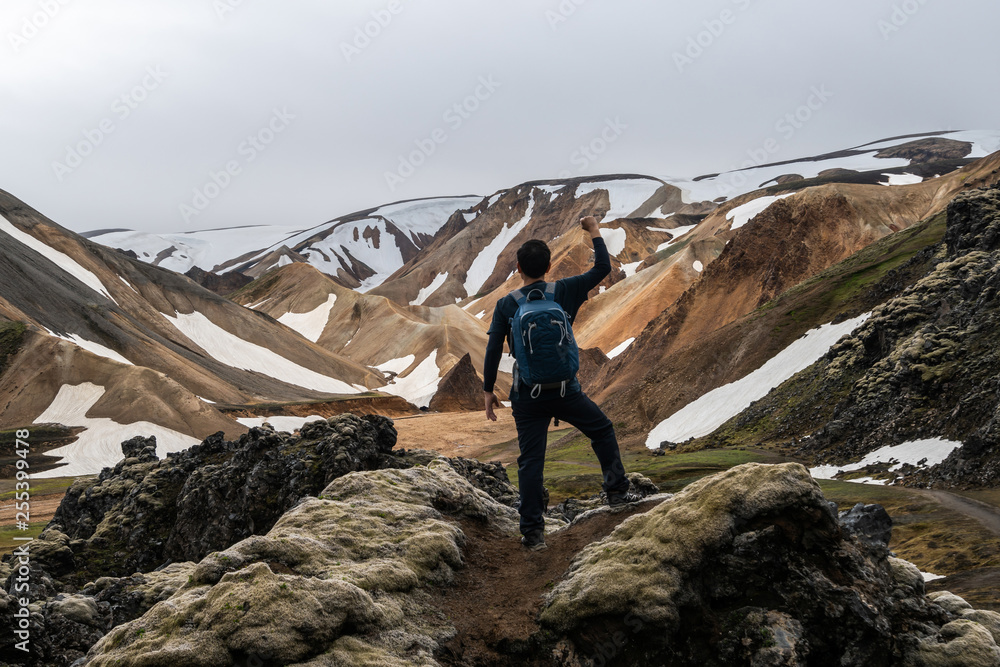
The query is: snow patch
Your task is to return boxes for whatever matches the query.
[1,214,114,301]
[464,196,536,298]
[601,227,627,257]
[575,179,664,221]
[247,298,270,310]
[48,331,133,366]
[237,415,327,432]
[32,383,200,478]
[726,194,796,231]
[669,153,910,204]
[410,273,449,306]
[880,173,924,186]
[535,185,565,196]
[376,355,417,376]
[621,261,642,278]
[809,438,963,480]
[277,294,337,343]
[498,353,515,374]
[378,350,441,408]
[646,314,870,447]
[607,338,635,359]
[163,310,361,394]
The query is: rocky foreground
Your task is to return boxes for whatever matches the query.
[2,417,1000,666]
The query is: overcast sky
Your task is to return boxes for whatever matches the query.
[2,0,998,234]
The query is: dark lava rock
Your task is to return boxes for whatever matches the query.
[45,413,399,582]
[445,456,519,507]
[839,502,893,550]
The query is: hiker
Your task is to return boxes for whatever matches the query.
[483,215,639,551]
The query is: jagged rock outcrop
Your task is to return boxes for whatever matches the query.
[537,463,998,666]
[721,184,1000,487]
[3,454,999,666]
[46,415,400,581]
[80,460,519,666]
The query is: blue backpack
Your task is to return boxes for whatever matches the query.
[508,283,580,397]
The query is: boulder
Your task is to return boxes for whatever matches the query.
[909,619,1000,666]
[538,463,949,665]
[83,460,518,666]
[839,502,893,550]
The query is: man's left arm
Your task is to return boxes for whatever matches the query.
[483,307,506,421]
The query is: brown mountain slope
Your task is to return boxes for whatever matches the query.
[596,152,1000,445]
[0,189,388,468]
[229,262,509,405]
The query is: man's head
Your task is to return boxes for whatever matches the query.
[517,240,551,280]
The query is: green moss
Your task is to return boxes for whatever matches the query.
[0,320,26,376]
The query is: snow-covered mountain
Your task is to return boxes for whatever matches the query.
[6,130,1000,476]
[88,130,1000,281]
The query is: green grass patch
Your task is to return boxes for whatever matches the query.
[0,476,77,500]
[0,425,76,448]
[0,523,45,556]
[0,320,26,376]
[508,445,776,499]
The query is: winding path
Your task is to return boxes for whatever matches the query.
[920,490,1000,537]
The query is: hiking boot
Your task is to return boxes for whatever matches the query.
[607,490,643,507]
[521,531,547,551]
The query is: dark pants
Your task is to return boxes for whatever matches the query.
[511,388,630,536]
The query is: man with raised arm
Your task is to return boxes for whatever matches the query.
[482,216,638,551]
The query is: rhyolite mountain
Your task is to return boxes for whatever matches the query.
[4,132,1000,665]
[3,130,1000,479]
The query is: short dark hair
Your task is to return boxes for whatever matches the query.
[517,240,551,279]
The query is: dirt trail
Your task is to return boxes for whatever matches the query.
[921,490,1000,537]
[392,407,563,464]
[433,498,667,665]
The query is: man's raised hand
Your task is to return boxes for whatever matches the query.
[580,216,601,237]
